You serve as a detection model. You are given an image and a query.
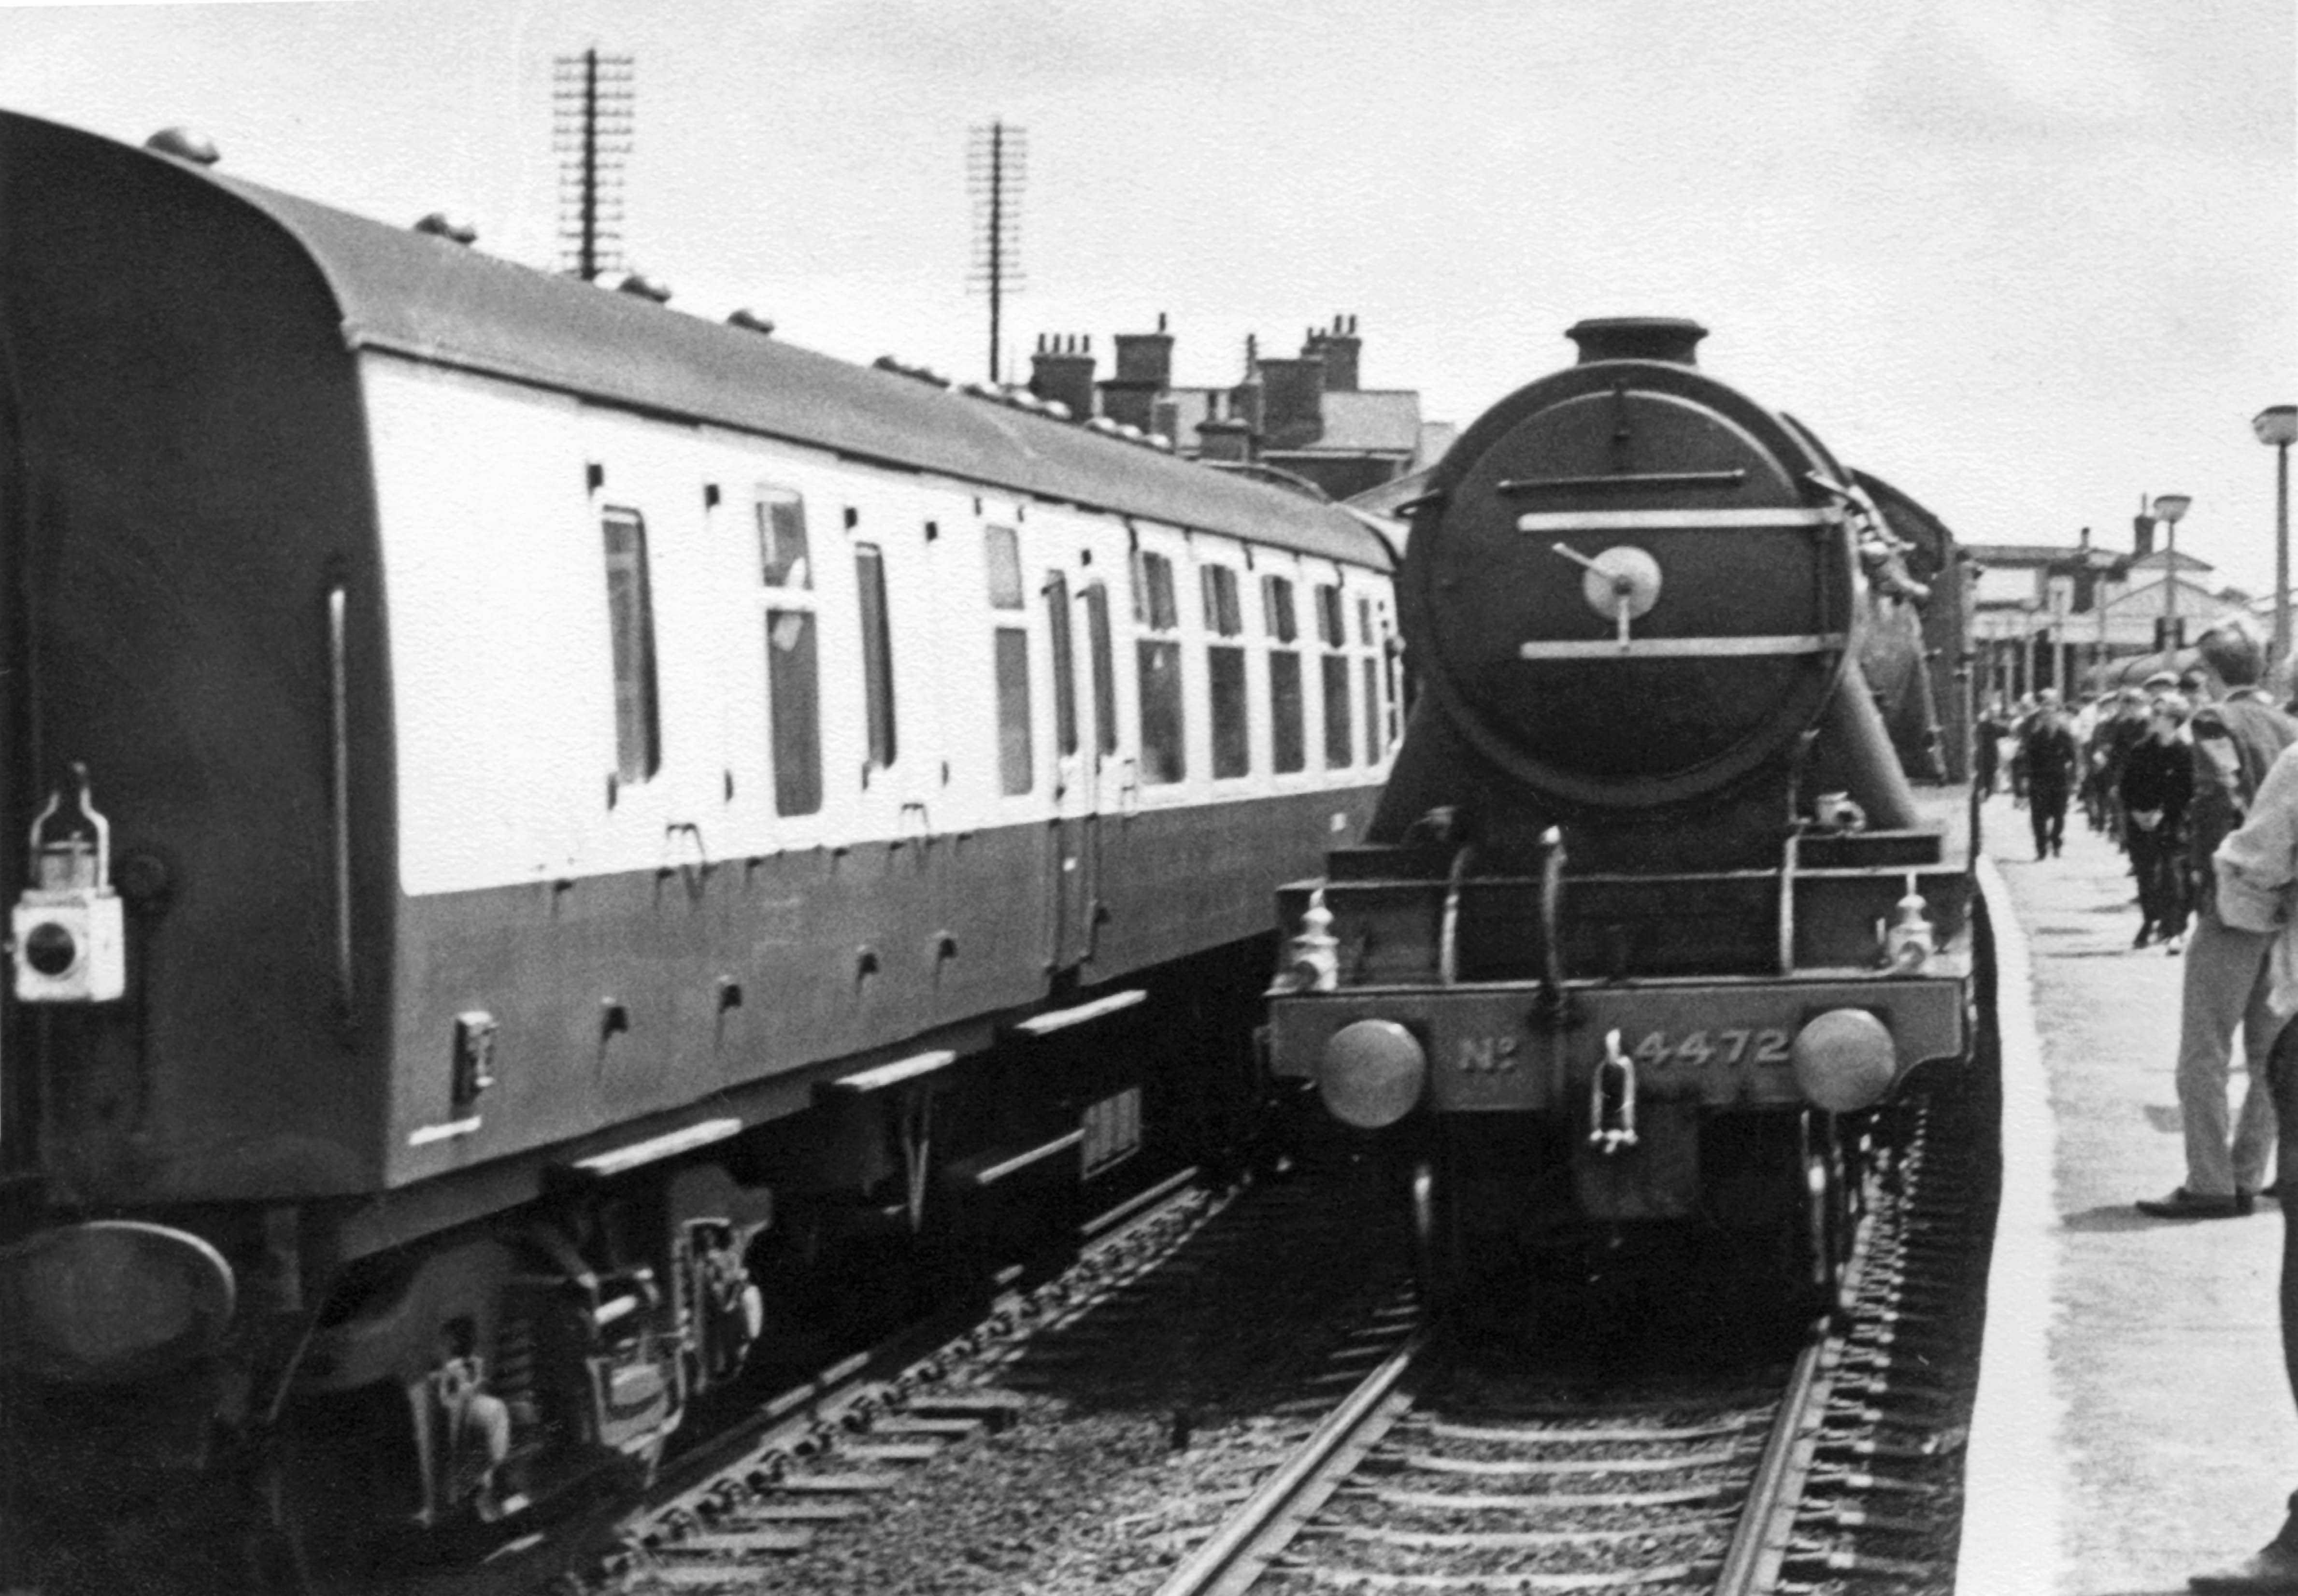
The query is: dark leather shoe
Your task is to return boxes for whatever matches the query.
[2192,1539,2298,1591]
[2139,1186,2249,1219]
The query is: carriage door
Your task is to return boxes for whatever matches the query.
[1044,566,1098,973]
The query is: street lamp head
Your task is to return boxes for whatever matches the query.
[2255,406,2298,448]
[2153,493,2193,525]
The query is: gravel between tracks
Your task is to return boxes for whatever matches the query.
[706,1159,1411,1596]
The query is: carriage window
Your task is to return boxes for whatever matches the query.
[1046,572,1078,759]
[1363,657,1381,765]
[758,490,812,588]
[1357,594,1373,647]
[602,508,661,785]
[985,526,1024,610]
[1323,655,1353,768]
[1201,565,1243,638]
[1317,583,1350,769]
[756,488,820,813]
[1203,565,1248,778]
[1264,576,1304,773]
[1264,576,1298,644]
[1136,551,1185,784]
[1383,622,1403,748]
[995,627,1033,794]
[856,545,897,770]
[1083,582,1118,758]
[767,612,822,814]
[1134,549,1180,630]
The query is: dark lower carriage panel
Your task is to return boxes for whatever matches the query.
[30,783,1372,1568]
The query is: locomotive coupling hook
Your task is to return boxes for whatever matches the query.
[1589,1027,1639,1154]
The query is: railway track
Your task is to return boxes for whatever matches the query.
[1155,1098,1987,1596]
[583,1168,1229,1592]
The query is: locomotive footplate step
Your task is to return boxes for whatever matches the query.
[1958,830,2297,1593]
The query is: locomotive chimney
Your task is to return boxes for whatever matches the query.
[1566,316,1710,366]
[1030,334,1098,420]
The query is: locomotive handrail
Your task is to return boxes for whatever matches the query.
[1437,844,1474,987]
[1496,468,1750,493]
[1778,831,1801,975]
[1515,633,1848,661]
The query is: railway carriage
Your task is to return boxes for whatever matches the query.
[0,111,1398,1563]
[1266,317,1979,1307]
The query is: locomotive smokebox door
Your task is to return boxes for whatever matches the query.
[13,766,127,1004]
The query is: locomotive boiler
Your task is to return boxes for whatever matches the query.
[1266,317,1977,1303]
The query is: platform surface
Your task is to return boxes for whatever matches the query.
[1959,792,2298,1595]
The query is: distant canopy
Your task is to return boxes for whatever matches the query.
[2089,613,2269,693]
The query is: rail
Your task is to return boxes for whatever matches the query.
[1713,1324,1833,1593]
[1153,1326,1434,1596]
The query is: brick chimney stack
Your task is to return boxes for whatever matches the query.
[1197,391,1254,462]
[1029,334,1097,420]
[1303,313,1362,392]
[1256,352,1327,450]
[1100,312,1175,433]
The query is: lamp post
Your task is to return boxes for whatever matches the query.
[2153,492,2192,648]
[2255,406,2298,669]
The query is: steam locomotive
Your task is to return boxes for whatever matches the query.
[1266,317,1977,1305]
[0,111,1399,1572]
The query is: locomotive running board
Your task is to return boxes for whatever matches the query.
[826,1048,961,1094]
[560,1116,743,1181]
[1008,988,1147,1038]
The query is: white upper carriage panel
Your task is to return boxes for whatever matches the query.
[172,142,1396,898]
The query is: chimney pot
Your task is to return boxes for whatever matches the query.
[1030,336,1098,423]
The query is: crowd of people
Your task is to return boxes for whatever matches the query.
[1983,658,2298,1591]
[1978,670,2296,953]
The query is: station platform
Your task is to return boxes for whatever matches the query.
[1959,793,2298,1594]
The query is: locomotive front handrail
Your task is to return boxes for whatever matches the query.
[1516,632,1848,661]
[1437,844,1474,987]
[1498,468,1751,494]
[1778,830,1801,975]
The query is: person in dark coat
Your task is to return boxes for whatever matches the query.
[2021,695,2082,859]
[2122,697,2197,948]
[2093,688,2154,847]
[1975,699,2008,797]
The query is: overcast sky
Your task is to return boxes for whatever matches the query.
[3,0,2291,592]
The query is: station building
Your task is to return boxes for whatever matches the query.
[1027,315,1455,506]
[1968,518,2251,702]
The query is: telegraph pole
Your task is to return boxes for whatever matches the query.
[966,121,1028,383]
[553,48,633,281]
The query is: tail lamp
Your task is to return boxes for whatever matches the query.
[12,766,125,1004]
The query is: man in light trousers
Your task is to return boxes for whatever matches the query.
[2191,738,2298,1591]
[2140,698,2298,1220]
